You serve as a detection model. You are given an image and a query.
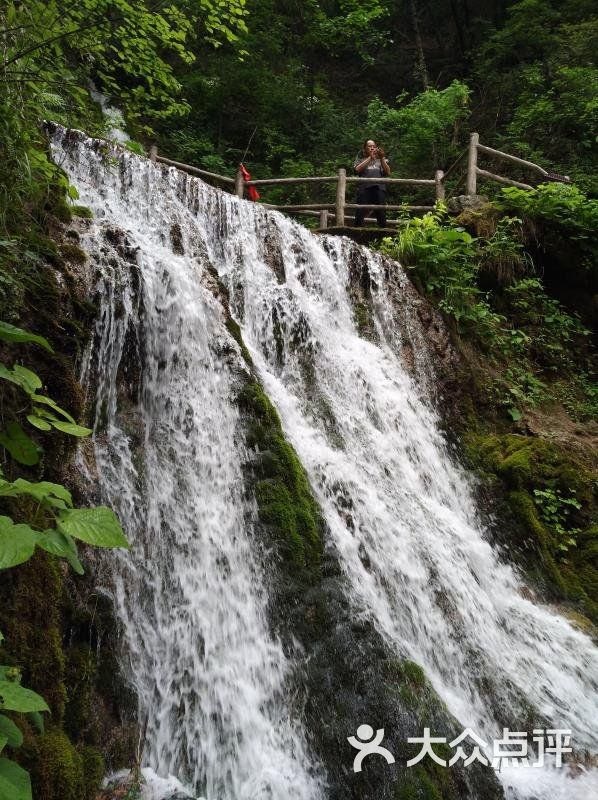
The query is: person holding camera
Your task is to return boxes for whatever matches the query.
[353,139,391,227]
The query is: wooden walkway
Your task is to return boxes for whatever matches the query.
[148,134,570,234]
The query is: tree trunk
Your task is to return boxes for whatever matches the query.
[409,0,429,91]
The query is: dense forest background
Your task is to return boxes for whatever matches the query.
[152,0,598,197]
[2,0,597,218]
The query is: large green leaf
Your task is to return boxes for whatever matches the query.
[0,321,52,353]
[0,517,40,570]
[0,757,32,800]
[49,420,92,437]
[0,681,49,713]
[29,395,75,424]
[0,424,39,466]
[9,479,72,508]
[37,530,84,575]
[11,366,41,394]
[57,508,129,549]
[25,415,52,432]
[0,715,23,749]
[0,364,20,388]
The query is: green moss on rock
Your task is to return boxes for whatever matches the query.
[0,552,67,720]
[464,430,598,622]
[30,729,84,800]
[59,242,87,265]
[225,316,253,366]
[395,765,444,800]
[237,381,323,574]
[71,205,93,219]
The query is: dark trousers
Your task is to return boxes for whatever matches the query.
[354,186,387,227]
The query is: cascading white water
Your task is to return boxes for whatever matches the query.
[51,128,598,800]
[50,130,324,800]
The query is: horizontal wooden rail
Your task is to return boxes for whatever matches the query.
[261,203,336,211]
[345,204,434,211]
[345,176,435,186]
[245,176,337,186]
[475,168,532,191]
[154,155,235,184]
[288,209,405,228]
[476,143,550,178]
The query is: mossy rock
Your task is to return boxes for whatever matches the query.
[64,644,97,740]
[27,729,84,800]
[59,242,87,265]
[0,552,67,720]
[454,203,500,239]
[394,764,445,800]
[71,205,93,219]
[225,316,253,366]
[237,381,323,575]
[464,429,597,621]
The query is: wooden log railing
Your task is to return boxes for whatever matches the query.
[462,133,571,195]
[146,137,570,229]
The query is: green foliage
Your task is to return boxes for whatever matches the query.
[499,184,598,269]
[0,664,49,800]
[464,432,597,618]
[1,0,248,128]
[0,322,128,800]
[380,200,596,422]
[0,321,128,572]
[366,81,470,175]
[0,756,31,800]
[476,0,598,192]
[0,323,51,353]
[532,488,581,552]
[379,206,505,340]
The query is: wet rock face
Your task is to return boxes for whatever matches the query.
[345,242,461,400]
[447,194,490,214]
[262,227,286,283]
[170,222,185,255]
[265,552,504,800]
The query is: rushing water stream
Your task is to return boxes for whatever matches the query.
[50,127,598,800]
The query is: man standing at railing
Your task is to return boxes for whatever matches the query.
[353,140,391,227]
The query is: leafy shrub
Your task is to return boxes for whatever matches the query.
[499,184,598,270]
[366,81,470,176]
[0,321,128,800]
[380,203,596,421]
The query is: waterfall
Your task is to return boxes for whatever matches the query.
[50,127,598,800]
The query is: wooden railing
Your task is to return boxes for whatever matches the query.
[148,136,569,229]
[242,171,445,228]
[463,133,571,195]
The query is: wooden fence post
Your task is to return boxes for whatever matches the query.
[435,169,445,201]
[336,168,346,227]
[466,132,479,196]
[149,144,158,162]
[319,209,329,229]
[235,168,245,199]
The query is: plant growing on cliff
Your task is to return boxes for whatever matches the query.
[532,488,582,555]
[0,320,128,800]
[379,207,506,342]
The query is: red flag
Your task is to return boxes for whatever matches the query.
[240,163,260,201]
